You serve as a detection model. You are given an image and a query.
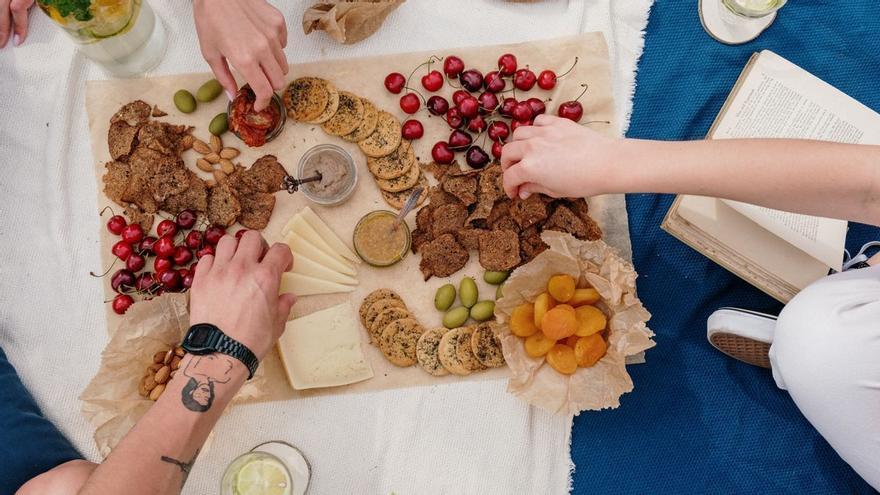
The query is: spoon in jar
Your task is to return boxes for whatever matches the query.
[392,186,424,231]
[282,172,322,194]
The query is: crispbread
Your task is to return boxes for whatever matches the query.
[237,191,276,230]
[369,307,411,344]
[379,318,422,367]
[438,327,477,376]
[284,77,330,122]
[342,98,378,143]
[364,298,407,332]
[358,111,401,158]
[416,328,449,376]
[471,322,505,368]
[376,160,420,193]
[381,173,428,210]
[367,140,415,180]
[206,182,241,227]
[359,289,403,325]
[108,122,140,161]
[305,81,339,124]
[321,91,364,136]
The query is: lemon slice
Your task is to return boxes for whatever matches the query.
[86,0,136,38]
[235,456,291,495]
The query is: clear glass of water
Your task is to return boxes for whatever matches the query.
[721,0,788,17]
[36,0,167,76]
[221,441,311,495]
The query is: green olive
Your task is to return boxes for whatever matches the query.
[434,284,456,311]
[443,307,470,329]
[208,112,228,136]
[483,270,510,285]
[173,89,197,114]
[470,301,496,322]
[496,284,504,300]
[459,277,478,308]
[196,79,223,102]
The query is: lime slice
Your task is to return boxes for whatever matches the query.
[235,457,290,495]
[86,0,136,38]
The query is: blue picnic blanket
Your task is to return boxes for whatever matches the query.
[570,1,880,494]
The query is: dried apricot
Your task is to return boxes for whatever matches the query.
[556,304,576,316]
[547,274,576,303]
[546,344,578,374]
[510,303,539,337]
[541,307,578,340]
[574,334,607,367]
[563,335,580,347]
[533,292,556,329]
[575,305,607,337]
[524,333,556,358]
[569,288,601,306]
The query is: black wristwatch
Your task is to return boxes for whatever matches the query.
[181,323,259,380]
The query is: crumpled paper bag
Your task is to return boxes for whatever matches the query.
[80,293,267,457]
[494,231,655,416]
[302,0,405,44]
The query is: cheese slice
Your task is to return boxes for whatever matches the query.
[292,253,358,286]
[277,303,373,390]
[280,272,356,297]
[287,215,349,266]
[300,207,359,263]
[284,233,356,277]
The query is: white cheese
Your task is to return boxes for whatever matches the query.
[277,303,373,390]
[300,207,359,263]
[284,232,356,276]
[287,215,350,266]
[291,253,358,286]
[279,272,356,297]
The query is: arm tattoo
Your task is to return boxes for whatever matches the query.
[179,354,234,413]
[160,448,200,488]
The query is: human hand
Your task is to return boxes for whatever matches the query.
[193,0,288,111]
[0,0,33,48]
[501,115,620,200]
[188,231,295,361]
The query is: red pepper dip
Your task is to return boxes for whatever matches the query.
[229,86,281,147]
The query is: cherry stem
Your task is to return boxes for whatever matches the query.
[405,56,443,92]
[99,205,116,217]
[581,120,612,126]
[557,57,579,79]
[573,83,590,102]
[402,85,428,105]
[90,257,119,278]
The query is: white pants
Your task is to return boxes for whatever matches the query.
[770,265,880,489]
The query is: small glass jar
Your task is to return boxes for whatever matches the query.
[352,210,411,267]
[227,89,287,146]
[297,144,358,206]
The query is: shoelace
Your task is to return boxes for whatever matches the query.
[841,241,880,271]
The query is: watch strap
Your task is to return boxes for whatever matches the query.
[183,324,259,380]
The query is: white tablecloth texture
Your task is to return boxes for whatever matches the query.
[0,1,651,493]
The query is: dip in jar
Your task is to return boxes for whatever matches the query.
[297,144,357,205]
[353,211,411,267]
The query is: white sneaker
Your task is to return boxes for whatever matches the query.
[706,308,777,369]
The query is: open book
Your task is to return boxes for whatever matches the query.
[662,50,880,303]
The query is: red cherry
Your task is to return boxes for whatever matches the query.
[384,72,406,94]
[421,70,443,92]
[196,245,215,259]
[491,141,504,159]
[510,119,532,132]
[173,246,194,266]
[487,121,510,142]
[445,108,464,129]
[154,257,173,274]
[182,270,195,289]
[443,56,465,77]
[512,101,534,122]
[106,215,127,235]
[483,71,506,93]
[399,93,420,114]
[431,141,455,164]
[157,269,181,290]
[204,226,225,245]
[465,145,491,169]
[156,219,177,237]
[467,115,486,133]
[112,294,134,315]
[185,230,203,250]
[452,90,470,106]
[478,92,498,114]
[427,95,449,116]
[176,209,197,230]
[153,235,175,258]
[526,97,546,116]
[135,272,156,293]
[513,69,537,91]
[177,268,189,280]
[557,101,583,122]
[537,70,557,90]
[498,53,518,76]
[401,119,424,140]
[457,96,479,118]
[125,252,146,272]
[499,97,517,118]
[120,224,144,244]
[112,240,133,261]
[138,236,157,254]
[110,269,136,293]
[459,69,483,92]
[448,129,473,150]
[235,229,248,240]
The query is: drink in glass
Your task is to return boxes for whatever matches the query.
[721,0,787,17]
[221,441,310,495]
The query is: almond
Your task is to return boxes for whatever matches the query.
[219,159,235,174]
[180,134,195,151]
[204,152,221,164]
[206,179,217,188]
[175,347,185,357]
[210,135,222,153]
[144,374,157,392]
[213,169,227,182]
[192,139,211,155]
[219,147,240,159]
[149,383,166,401]
[149,363,163,373]
[196,158,214,172]
[155,365,171,384]
[170,356,182,370]
[163,350,174,365]
[138,380,149,397]
[153,351,166,364]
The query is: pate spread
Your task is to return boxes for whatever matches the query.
[353,211,409,266]
[302,148,353,197]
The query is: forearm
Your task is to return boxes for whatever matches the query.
[611,139,880,225]
[79,353,247,495]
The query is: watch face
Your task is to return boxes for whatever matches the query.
[187,325,212,347]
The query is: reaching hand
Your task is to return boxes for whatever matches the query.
[193,0,289,111]
[0,0,33,48]
[188,231,295,361]
[500,115,620,200]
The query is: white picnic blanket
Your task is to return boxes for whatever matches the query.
[0,0,651,493]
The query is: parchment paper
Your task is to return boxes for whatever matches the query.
[85,33,632,404]
[495,231,655,416]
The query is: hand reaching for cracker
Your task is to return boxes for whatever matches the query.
[193,0,289,111]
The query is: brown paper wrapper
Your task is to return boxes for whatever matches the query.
[494,231,655,416]
[302,0,405,45]
[79,294,267,457]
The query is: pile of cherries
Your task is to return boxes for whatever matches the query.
[102,210,243,315]
[384,53,586,169]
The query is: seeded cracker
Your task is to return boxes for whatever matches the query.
[364,298,407,331]
[359,289,403,326]
[379,318,422,367]
[376,160,420,193]
[417,328,450,376]
[321,91,364,136]
[342,98,379,143]
[358,111,401,158]
[369,307,411,343]
[438,327,477,376]
[471,322,505,368]
[381,172,428,210]
[368,140,415,180]
[283,77,330,122]
[305,80,339,124]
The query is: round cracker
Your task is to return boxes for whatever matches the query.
[379,318,423,367]
[342,98,379,143]
[439,327,478,376]
[381,173,428,210]
[358,111,401,158]
[284,77,330,122]
[367,140,415,180]
[364,298,407,331]
[321,91,364,136]
[359,289,403,325]
[369,306,411,344]
[417,327,450,376]
[376,160,420,193]
[471,322,505,368]
[305,81,339,124]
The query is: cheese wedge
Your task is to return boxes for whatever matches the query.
[279,272,356,297]
[292,253,358,286]
[277,303,373,390]
[300,207,359,263]
[287,215,349,266]
[284,233,356,277]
